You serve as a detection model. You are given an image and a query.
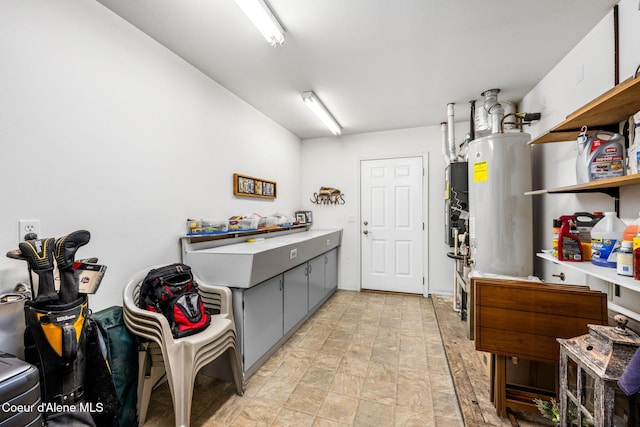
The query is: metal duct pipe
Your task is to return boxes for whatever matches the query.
[481,88,504,134]
[447,103,456,162]
[441,122,450,165]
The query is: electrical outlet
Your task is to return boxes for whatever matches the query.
[290,248,297,260]
[18,220,40,242]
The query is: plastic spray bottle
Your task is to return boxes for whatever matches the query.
[557,215,582,262]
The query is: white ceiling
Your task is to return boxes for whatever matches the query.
[96,0,618,139]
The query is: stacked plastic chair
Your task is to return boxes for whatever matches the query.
[122,267,243,427]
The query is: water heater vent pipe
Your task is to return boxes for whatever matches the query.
[481,88,504,134]
[441,122,450,165]
[447,103,456,162]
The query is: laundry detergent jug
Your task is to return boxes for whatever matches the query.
[591,211,626,268]
[576,126,625,184]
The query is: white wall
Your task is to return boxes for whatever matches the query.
[0,0,301,311]
[300,123,469,296]
[520,0,640,317]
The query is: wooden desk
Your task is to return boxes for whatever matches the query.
[474,278,608,417]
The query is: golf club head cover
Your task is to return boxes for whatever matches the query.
[19,238,58,305]
[55,230,91,304]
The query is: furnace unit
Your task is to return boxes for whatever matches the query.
[445,161,469,247]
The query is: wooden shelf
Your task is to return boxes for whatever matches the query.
[526,174,640,197]
[530,75,640,145]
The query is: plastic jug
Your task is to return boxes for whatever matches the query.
[576,126,626,184]
[574,212,603,243]
[557,215,582,262]
[591,211,626,268]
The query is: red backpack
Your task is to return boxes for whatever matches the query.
[138,263,211,338]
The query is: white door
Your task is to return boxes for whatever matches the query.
[361,157,424,294]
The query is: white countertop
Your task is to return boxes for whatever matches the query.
[184,229,342,288]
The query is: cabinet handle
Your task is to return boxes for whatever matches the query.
[309,264,312,274]
[552,272,565,281]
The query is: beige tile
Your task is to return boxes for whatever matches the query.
[272,408,316,427]
[360,378,397,406]
[353,400,394,426]
[396,382,433,411]
[312,416,351,426]
[273,358,309,382]
[395,405,436,426]
[430,391,461,420]
[300,366,335,390]
[254,376,296,405]
[337,355,370,377]
[317,392,359,424]
[366,360,397,383]
[329,372,365,397]
[230,399,281,426]
[285,384,328,415]
[312,352,343,371]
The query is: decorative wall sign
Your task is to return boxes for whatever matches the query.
[233,173,277,199]
[310,187,345,205]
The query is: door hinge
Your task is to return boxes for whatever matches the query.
[422,277,425,285]
[422,223,425,230]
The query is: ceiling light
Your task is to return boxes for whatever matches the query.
[301,91,342,136]
[234,0,284,47]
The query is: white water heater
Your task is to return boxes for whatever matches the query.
[468,132,533,276]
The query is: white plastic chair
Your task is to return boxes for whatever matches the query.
[123,267,243,427]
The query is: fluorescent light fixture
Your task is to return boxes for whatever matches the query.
[301,91,342,135]
[234,0,284,46]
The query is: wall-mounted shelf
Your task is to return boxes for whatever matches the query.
[537,252,640,323]
[526,174,640,198]
[529,75,640,145]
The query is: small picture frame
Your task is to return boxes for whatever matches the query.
[233,173,277,199]
[295,212,307,224]
[304,211,313,224]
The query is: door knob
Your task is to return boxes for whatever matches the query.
[363,230,368,235]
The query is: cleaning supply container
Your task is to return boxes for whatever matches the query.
[576,126,626,184]
[557,215,582,262]
[591,211,626,268]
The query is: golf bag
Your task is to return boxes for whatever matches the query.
[9,230,118,426]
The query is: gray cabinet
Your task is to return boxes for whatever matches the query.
[242,275,283,370]
[283,264,308,332]
[308,255,326,311]
[325,248,338,294]
[228,247,339,377]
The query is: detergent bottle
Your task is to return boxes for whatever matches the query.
[591,211,626,268]
[576,126,626,184]
[557,215,582,262]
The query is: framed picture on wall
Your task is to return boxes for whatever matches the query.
[233,173,277,199]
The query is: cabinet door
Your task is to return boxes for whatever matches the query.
[308,255,326,311]
[283,263,309,333]
[243,275,283,370]
[324,248,338,295]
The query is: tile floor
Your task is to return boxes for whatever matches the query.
[143,290,464,426]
